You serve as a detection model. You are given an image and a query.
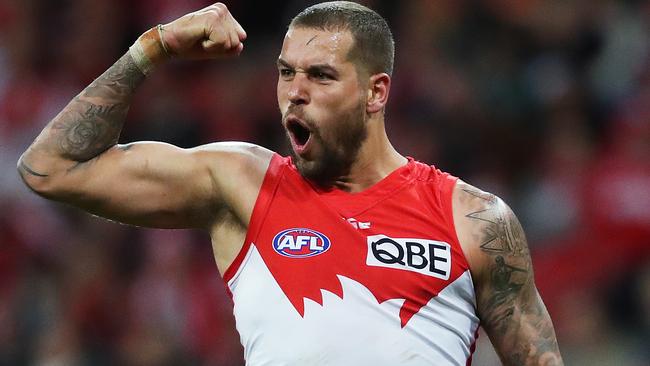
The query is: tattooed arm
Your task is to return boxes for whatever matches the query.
[16,4,265,229]
[452,181,563,365]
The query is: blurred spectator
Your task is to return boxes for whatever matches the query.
[1,0,648,365]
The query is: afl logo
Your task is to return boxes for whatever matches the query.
[272,228,331,258]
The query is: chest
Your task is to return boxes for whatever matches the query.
[251,182,469,324]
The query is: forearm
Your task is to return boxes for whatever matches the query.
[18,27,167,178]
[14,4,248,229]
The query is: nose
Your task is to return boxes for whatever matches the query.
[287,73,310,105]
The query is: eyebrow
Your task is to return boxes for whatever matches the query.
[277,58,340,78]
[277,58,292,69]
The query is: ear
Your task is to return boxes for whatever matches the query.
[366,73,391,114]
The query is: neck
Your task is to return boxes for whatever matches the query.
[331,118,407,193]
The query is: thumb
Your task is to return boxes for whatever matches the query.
[202,38,217,50]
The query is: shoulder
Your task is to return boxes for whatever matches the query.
[190,141,275,163]
[189,142,277,225]
[189,142,275,177]
[451,180,530,282]
[190,141,276,199]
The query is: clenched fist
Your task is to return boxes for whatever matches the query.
[160,3,247,59]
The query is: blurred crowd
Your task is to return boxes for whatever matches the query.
[0,0,648,365]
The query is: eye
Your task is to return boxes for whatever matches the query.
[279,68,295,79]
[312,71,332,81]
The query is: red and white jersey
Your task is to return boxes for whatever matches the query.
[223,154,480,365]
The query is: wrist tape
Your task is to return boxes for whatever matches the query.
[128,25,170,76]
[129,39,154,76]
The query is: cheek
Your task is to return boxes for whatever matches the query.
[316,87,359,116]
[319,96,364,138]
[325,89,364,117]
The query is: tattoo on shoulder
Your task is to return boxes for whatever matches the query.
[463,187,529,255]
[463,185,563,365]
[462,187,496,203]
[464,191,527,257]
[463,186,531,323]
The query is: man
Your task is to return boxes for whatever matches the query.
[17,2,563,365]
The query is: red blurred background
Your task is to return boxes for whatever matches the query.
[0,0,648,365]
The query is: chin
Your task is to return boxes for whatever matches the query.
[293,154,330,185]
[286,106,368,186]
[291,149,354,188]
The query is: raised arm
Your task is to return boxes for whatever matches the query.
[453,181,563,365]
[17,3,269,229]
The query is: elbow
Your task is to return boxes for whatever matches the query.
[16,155,57,198]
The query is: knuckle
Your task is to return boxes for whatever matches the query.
[206,8,222,18]
[212,3,227,14]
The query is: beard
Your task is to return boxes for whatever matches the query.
[285,98,368,187]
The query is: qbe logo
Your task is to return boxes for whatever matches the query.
[366,235,451,280]
[272,228,331,258]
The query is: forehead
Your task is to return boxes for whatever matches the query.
[279,27,355,67]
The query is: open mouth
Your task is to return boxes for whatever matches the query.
[287,117,312,149]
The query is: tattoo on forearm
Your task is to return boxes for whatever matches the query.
[53,101,125,160]
[49,52,145,162]
[18,160,49,177]
[463,186,563,365]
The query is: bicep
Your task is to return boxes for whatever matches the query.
[50,141,222,228]
[453,182,563,365]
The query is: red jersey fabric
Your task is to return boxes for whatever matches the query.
[224,154,479,365]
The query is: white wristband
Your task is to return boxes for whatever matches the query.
[128,40,155,76]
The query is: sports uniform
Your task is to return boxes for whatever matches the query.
[224,154,480,365]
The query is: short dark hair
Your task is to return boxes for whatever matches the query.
[290,1,395,76]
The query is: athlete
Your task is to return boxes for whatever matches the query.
[17,2,563,365]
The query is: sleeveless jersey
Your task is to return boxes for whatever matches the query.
[223,154,480,366]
